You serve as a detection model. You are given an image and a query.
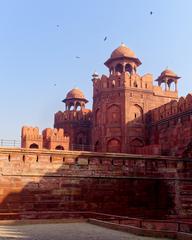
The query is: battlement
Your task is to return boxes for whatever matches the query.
[55,109,92,123]
[150,93,192,122]
[92,72,178,100]
[21,126,69,150]
[92,73,154,94]
[21,126,43,149]
[42,128,69,150]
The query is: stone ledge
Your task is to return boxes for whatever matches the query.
[88,218,177,238]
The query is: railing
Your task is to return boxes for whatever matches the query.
[0,139,21,147]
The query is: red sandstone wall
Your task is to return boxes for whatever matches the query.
[0,148,190,220]
[146,94,192,156]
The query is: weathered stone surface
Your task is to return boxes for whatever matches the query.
[0,148,190,220]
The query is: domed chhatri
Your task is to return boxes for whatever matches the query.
[62,88,88,111]
[159,69,180,79]
[104,43,141,68]
[156,69,180,91]
[111,43,136,59]
[64,88,88,102]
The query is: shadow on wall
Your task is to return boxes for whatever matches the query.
[0,150,176,221]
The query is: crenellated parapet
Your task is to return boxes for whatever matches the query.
[92,72,154,97]
[150,93,192,123]
[54,109,92,123]
[42,128,69,150]
[21,126,69,150]
[21,126,43,149]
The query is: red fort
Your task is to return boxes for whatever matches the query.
[0,43,192,238]
[22,43,192,158]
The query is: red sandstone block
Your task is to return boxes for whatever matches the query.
[64,157,75,164]
[142,221,177,231]
[38,155,50,162]
[102,159,112,165]
[98,165,112,171]
[77,158,88,165]
[25,154,37,162]
[113,159,124,166]
[52,188,81,195]
[10,154,22,161]
[89,158,100,165]
[89,165,102,170]
[52,156,63,162]
[60,164,70,170]
[124,159,135,166]
[0,154,9,161]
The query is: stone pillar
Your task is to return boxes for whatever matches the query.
[74,101,77,110]
[165,80,168,91]
[123,63,126,72]
[175,80,178,92]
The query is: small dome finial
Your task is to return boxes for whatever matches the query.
[92,70,99,79]
[121,42,125,47]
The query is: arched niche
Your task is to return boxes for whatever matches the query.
[55,145,64,150]
[107,138,121,153]
[29,143,39,149]
[133,81,138,88]
[130,138,144,154]
[107,104,121,124]
[128,104,143,122]
[76,132,86,145]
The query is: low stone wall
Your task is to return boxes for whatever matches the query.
[0,147,191,220]
[89,217,192,240]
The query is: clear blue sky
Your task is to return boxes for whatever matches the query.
[0,0,191,140]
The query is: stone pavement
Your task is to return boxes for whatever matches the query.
[0,222,171,240]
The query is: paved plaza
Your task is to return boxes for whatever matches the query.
[0,222,171,240]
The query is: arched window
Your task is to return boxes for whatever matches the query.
[167,78,175,91]
[110,67,114,75]
[76,105,81,111]
[125,64,132,74]
[29,143,39,149]
[115,64,123,74]
[55,145,64,150]
[107,138,121,153]
[107,105,121,124]
[69,104,75,111]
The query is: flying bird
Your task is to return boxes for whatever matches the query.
[104,36,107,41]
[150,11,153,15]
[75,56,80,59]
[56,24,60,27]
